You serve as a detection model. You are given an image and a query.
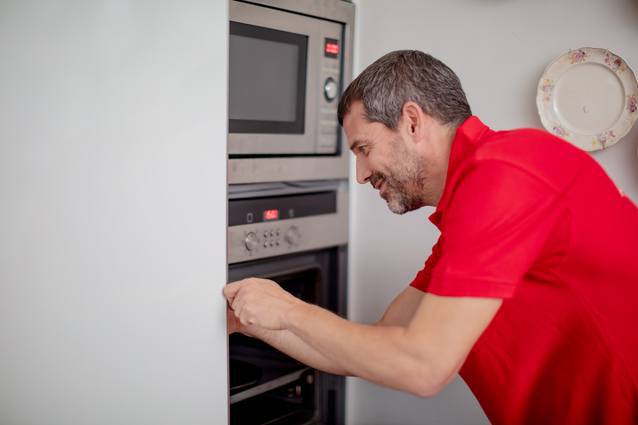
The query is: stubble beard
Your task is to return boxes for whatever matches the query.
[371,153,429,215]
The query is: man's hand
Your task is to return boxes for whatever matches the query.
[224,278,304,330]
[227,303,260,336]
[227,305,240,334]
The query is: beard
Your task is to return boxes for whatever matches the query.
[369,150,428,215]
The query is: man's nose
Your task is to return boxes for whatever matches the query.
[356,158,372,184]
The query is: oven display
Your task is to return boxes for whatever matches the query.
[263,209,280,221]
[228,191,337,226]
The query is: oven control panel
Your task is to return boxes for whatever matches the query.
[228,189,348,264]
[244,225,300,251]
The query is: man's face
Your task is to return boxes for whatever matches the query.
[343,102,432,214]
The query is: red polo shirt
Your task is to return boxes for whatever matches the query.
[410,116,638,425]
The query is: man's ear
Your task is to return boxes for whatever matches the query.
[401,101,431,141]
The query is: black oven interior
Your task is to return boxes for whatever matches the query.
[228,248,346,425]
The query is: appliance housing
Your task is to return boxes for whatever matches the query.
[228,0,355,184]
[227,2,353,423]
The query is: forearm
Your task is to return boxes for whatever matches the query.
[241,325,351,376]
[226,279,499,398]
[285,304,441,396]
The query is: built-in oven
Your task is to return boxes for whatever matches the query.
[228,0,355,184]
[227,180,348,425]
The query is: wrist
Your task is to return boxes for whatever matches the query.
[239,325,255,338]
[283,298,309,331]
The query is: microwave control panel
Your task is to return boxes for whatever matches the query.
[316,20,343,155]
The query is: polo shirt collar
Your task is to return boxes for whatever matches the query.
[429,116,491,227]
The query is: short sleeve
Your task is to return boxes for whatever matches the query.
[421,161,564,298]
[410,236,443,292]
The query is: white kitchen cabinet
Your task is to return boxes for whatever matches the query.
[0,1,229,424]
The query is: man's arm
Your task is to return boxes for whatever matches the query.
[286,293,500,396]
[226,279,502,397]
[228,307,350,376]
[227,285,423,375]
[376,286,424,326]
[227,285,425,375]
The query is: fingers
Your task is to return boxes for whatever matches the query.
[226,282,249,321]
[226,306,239,335]
[234,303,251,327]
[232,295,244,318]
[223,282,245,325]
[229,288,256,327]
[223,277,286,329]
[223,281,243,303]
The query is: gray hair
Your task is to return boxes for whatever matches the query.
[338,50,471,129]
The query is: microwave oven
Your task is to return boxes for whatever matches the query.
[228,0,355,184]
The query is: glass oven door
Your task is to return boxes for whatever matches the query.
[227,248,345,425]
[229,265,319,425]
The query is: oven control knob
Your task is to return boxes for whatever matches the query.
[285,226,301,246]
[324,77,338,102]
[244,232,259,251]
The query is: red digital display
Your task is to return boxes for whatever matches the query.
[325,42,339,55]
[263,209,280,221]
[324,38,340,58]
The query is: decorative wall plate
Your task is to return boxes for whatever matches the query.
[536,47,638,151]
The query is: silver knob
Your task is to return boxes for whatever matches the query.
[284,226,301,246]
[324,77,338,102]
[244,232,259,251]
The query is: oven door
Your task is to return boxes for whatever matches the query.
[229,264,320,425]
[228,248,346,425]
[229,1,342,157]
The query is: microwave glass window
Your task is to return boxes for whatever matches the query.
[230,35,297,122]
[229,22,307,134]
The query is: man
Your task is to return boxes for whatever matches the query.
[224,50,638,424]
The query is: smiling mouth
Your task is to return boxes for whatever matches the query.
[372,178,385,191]
[377,180,389,199]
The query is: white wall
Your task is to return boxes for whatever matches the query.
[0,1,229,424]
[348,0,638,424]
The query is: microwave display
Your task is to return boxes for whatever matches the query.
[229,22,308,134]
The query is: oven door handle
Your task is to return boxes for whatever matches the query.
[256,263,321,282]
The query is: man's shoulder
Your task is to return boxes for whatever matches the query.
[476,126,586,164]
[467,127,589,192]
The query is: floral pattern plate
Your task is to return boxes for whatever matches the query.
[536,47,638,151]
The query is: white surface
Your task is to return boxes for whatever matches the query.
[556,63,623,132]
[348,0,638,424]
[536,47,638,151]
[0,1,229,424]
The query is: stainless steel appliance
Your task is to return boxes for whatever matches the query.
[227,181,348,425]
[227,2,352,422]
[228,0,355,184]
